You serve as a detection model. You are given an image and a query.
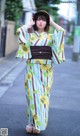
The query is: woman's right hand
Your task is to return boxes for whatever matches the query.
[16,28,20,35]
[28,17,35,28]
[50,16,54,26]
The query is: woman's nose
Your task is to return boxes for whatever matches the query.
[39,20,43,23]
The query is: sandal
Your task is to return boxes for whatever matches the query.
[25,124,33,133]
[32,126,40,134]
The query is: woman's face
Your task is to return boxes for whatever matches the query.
[36,15,47,30]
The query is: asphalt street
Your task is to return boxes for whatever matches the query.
[0,46,80,136]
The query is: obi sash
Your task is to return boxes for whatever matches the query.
[30,46,52,60]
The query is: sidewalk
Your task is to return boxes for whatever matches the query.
[0,51,21,81]
[0,51,25,98]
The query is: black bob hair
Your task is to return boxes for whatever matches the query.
[33,10,50,32]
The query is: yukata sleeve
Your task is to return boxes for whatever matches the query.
[16,25,32,59]
[51,29,65,64]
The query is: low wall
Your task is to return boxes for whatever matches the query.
[5,20,18,56]
[0,21,1,46]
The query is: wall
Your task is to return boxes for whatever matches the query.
[0,21,1,46]
[5,20,18,56]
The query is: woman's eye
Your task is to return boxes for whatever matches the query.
[42,18,46,21]
[37,17,41,20]
[37,16,46,21]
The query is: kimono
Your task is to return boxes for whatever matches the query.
[16,25,65,131]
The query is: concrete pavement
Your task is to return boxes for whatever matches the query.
[0,46,80,136]
[0,51,25,81]
[0,51,26,98]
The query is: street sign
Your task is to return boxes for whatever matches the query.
[72,26,80,61]
[74,26,80,36]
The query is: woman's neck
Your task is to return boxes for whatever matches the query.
[37,29,44,33]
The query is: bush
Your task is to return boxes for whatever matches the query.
[66,35,74,45]
[5,0,23,32]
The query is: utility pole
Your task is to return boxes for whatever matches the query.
[72,0,80,61]
[77,0,80,25]
[0,0,6,57]
[0,0,5,27]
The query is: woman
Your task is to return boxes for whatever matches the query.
[16,10,65,134]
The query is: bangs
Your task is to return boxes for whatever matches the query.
[36,15,47,21]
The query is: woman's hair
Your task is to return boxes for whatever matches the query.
[33,11,50,32]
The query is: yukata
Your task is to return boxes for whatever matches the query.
[16,25,65,131]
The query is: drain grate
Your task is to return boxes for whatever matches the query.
[0,82,10,86]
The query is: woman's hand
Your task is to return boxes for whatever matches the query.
[50,16,54,26]
[16,28,20,35]
[28,18,35,28]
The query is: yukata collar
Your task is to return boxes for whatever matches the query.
[35,31,47,36]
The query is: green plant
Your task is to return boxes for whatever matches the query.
[66,35,74,45]
[5,0,23,31]
[34,0,60,17]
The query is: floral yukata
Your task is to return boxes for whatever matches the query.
[16,25,65,131]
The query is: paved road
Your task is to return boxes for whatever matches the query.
[0,46,80,136]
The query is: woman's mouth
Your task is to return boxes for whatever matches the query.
[39,23,42,26]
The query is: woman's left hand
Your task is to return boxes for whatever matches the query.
[50,16,54,26]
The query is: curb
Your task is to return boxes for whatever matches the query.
[0,60,21,81]
[0,57,4,62]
